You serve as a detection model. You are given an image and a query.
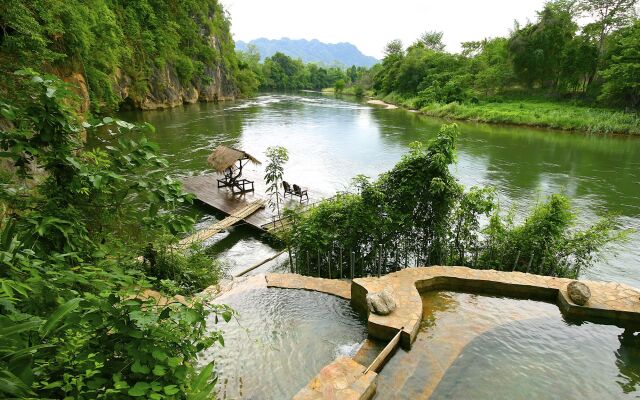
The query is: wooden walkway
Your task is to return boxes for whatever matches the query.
[179,199,266,247]
[182,171,327,236]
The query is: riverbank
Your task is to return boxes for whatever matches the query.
[375,93,640,135]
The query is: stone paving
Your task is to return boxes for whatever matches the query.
[266,273,352,300]
[293,357,377,400]
[265,267,640,399]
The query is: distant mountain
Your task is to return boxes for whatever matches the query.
[235,38,378,68]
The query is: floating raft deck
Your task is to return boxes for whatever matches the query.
[181,170,325,233]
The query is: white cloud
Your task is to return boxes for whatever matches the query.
[221,0,547,59]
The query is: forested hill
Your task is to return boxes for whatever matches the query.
[0,0,247,112]
[236,38,378,67]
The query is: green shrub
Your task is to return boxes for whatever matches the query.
[353,85,365,98]
[144,238,224,295]
[288,123,627,279]
[0,70,231,399]
[174,56,195,85]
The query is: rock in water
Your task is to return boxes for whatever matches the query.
[366,288,397,315]
[567,281,591,305]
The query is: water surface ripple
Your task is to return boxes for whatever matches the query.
[115,93,640,286]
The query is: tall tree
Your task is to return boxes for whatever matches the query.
[374,40,406,94]
[383,39,404,57]
[577,0,639,53]
[599,20,640,109]
[419,31,446,52]
[508,1,577,89]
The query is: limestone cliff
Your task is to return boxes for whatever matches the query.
[115,62,236,111]
[1,0,241,113]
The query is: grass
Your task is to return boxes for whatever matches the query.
[321,87,374,97]
[379,92,640,135]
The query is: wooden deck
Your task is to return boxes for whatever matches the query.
[182,170,323,233]
[179,199,266,247]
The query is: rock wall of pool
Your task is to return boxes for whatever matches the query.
[201,268,640,399]
[266,266,640,399]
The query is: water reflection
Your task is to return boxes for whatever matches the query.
[108,93,640,286]
[617,328,640,394]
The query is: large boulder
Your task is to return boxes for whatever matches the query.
[366,288,397,315]
[567,281,591,305]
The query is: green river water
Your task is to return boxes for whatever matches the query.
[115,92,640,287]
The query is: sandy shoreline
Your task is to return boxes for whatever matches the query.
[366,99,398,109]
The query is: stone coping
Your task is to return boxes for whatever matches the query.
[351,266,640,349]
[267,268,640,350]
[266,268,640,399]
[266,273,351,300]
[293,356,377,400]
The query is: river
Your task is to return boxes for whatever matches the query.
[115,92,640,288]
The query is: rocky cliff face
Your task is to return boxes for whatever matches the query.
[115,62,236,111]
[1,1,241,113]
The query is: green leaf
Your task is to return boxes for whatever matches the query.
[167,357,182,368]
[131,361,150,374]
[0,320,41,337]
[222,310,232,323]
[184,309,201,324]
[0,106,15,121]
[191,362,214,391]
[152,349,168,361]
[128,381,150,397]
[40,298,81,338]
[0,369,33,397]
[164,385,179,395]
[152,365,166,376]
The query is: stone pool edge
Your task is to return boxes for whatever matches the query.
[352,266,640,350]
[266,267,640,399]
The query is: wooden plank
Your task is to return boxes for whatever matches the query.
[234,250,287,277]
[179,199,266,246]
[181,172,331,234]
[182,174,274,229]
[364,327,403,374]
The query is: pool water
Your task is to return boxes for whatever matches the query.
[374,291,640,399]
[199,277,366,399]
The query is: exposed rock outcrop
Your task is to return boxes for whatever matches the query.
[62,72,91,114]
[115,63,235,111]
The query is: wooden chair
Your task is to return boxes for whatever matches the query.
[293,184,309,203]
[282,180,295,197]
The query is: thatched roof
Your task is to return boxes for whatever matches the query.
[207,145,261,173]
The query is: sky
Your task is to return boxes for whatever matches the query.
[220,0,548,59]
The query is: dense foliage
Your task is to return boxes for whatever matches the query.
[372,0,640,112]
[237,48,370,93]
[287,124,627,279]
[0,71,231,399]
[0,0,247,112]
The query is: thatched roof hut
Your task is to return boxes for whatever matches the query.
[207,145,261,173]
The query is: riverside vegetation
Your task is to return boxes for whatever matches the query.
[234,0,640,134]
[286,124,629,279]
[0,0,255,112]
[368,0,640,134]
[0,71,233,399]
